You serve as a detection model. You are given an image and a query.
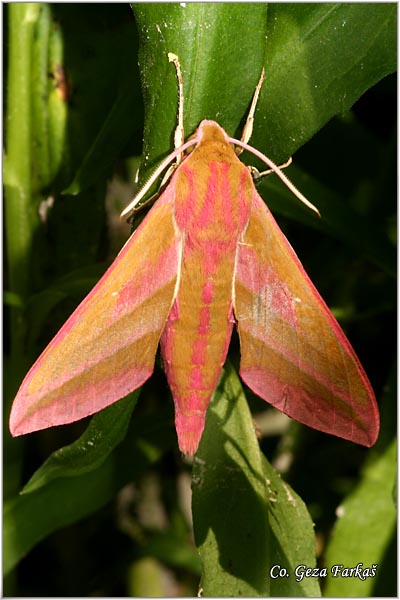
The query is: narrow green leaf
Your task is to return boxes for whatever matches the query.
[22,392,139,494]
[263,457,320,597]
[40,4,140,190]
[64,72,143,195]
[30,3,52,190]
[323,365,397,597]
[4,451,122,576]
[324,438,396,597]
[4,409,175,575]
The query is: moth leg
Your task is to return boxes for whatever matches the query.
[236,67,265,155]
[249,156,293,181]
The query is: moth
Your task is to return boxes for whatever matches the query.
[10,54,379,455]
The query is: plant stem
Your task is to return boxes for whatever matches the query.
[5,4,41,358]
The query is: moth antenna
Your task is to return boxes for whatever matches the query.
[230,137,320,216]
[238,67,265,153]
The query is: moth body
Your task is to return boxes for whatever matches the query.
[161,121,253,454]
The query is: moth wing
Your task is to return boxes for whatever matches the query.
[234,191,379,447]
[10,189,181,436]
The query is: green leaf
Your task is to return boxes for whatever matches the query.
[146,531,202,575]
[192,364,272,597]
[24,263,106,353]
[323,365,397,597]
[64,72,144,195]
[259,163,396,277]
[323,437,396,597]
[132,3,268,179]
[41,4,141,191]
[21,392,139,494]
[3,291,24,309]
[131,4,396,278]
[4,409,175,575]
[4,450,122,576]
[253,3,397,161]
[132,4,396,173]
[192,364,319,597]
[263,457,320,597]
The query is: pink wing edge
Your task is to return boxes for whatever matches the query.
[234,191,380,447]
[9,190,182,437]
